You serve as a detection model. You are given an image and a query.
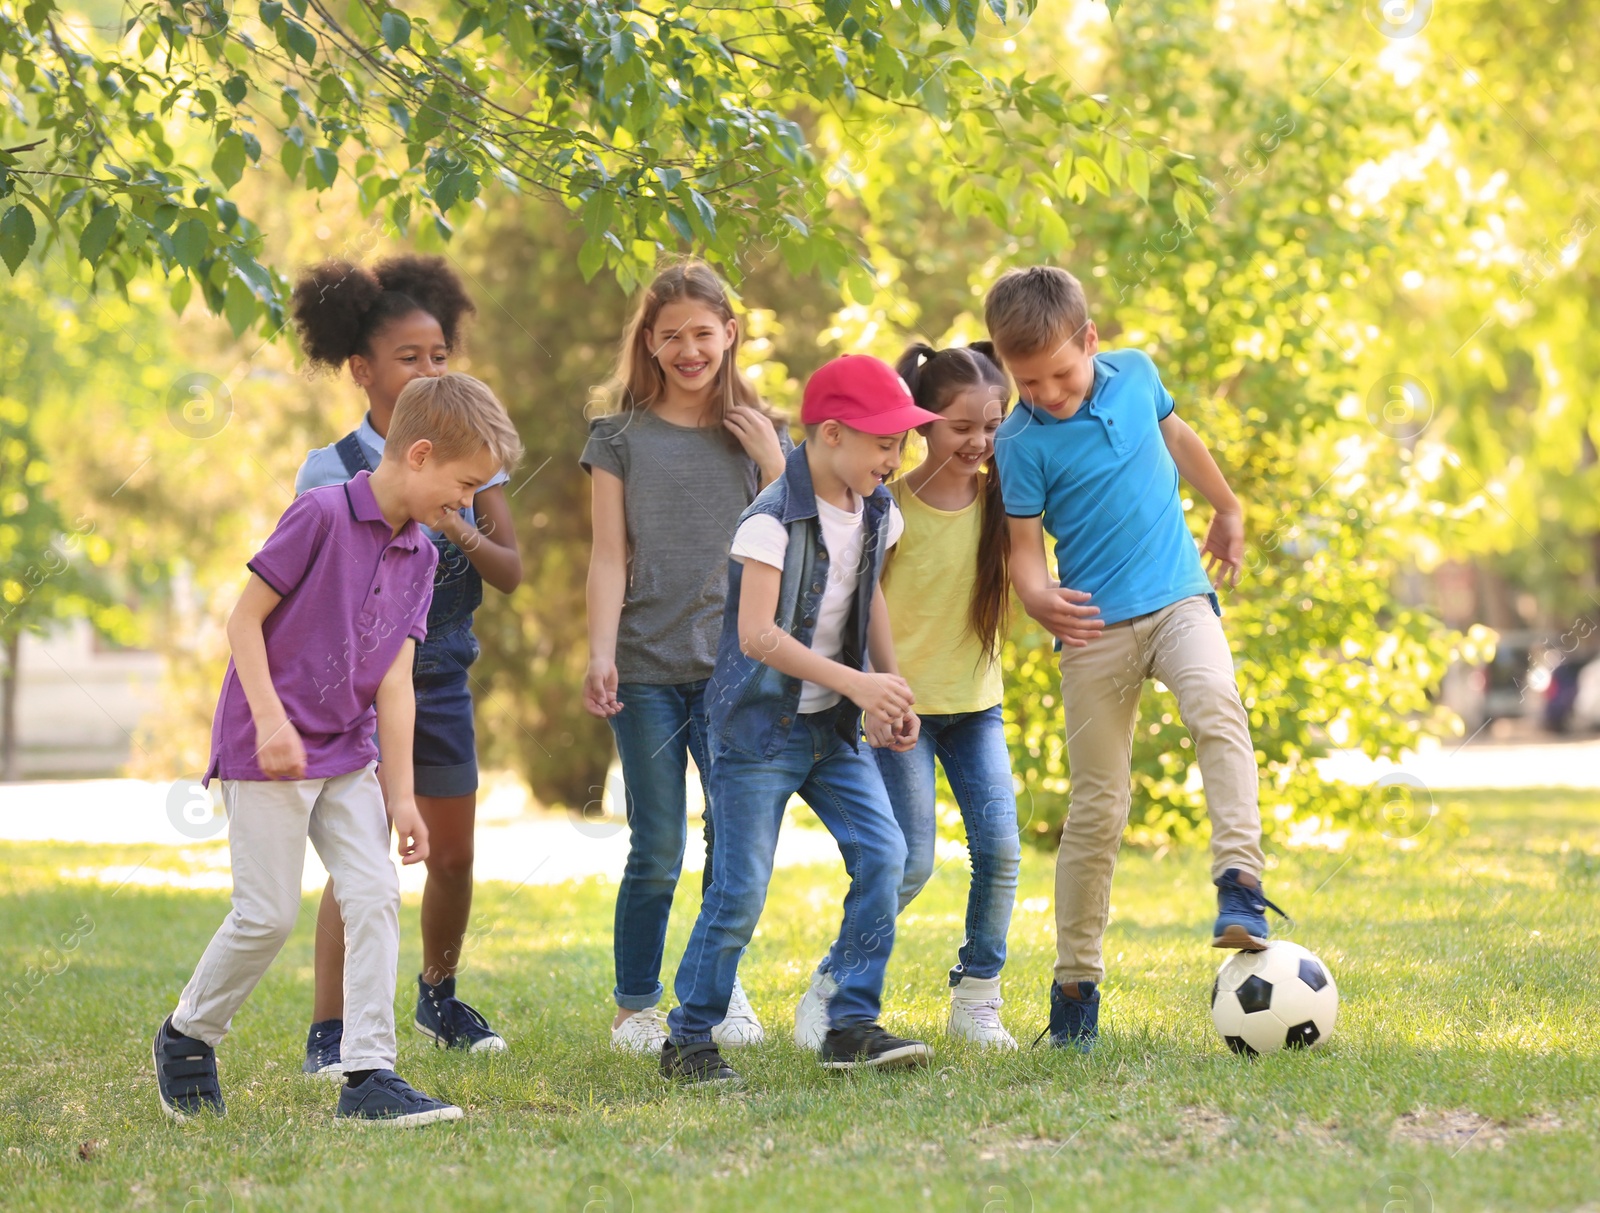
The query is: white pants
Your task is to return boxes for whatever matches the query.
[172,763,399,1070]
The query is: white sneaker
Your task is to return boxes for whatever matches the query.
[793,966,837,1051]
[713,977,766,1046]
[610,1006,668,1054]
[948,975,1017,1049]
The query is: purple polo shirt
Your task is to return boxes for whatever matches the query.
[205,471,437,784]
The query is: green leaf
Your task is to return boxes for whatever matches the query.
[653,166,682,193]
[170,274,193,313]
[78,205,119,268]
[223,274,257,336]
[380,10,411,51]
[281,139,303,182]
[171,218,209,270]
[312,147,339,189]
[687,188,716,234]
[1174,186,1207,229]
[577,235,608,281]
[283,18,317,65]
[259,0,282,24]
[0,203,36,273]
[222,76,248,105]
[1127,146,1150,202]
[213,133,247,188]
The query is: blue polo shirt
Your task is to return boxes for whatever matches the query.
[993,347,1216,626]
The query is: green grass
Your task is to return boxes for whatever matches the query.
[3,789,1599,1211]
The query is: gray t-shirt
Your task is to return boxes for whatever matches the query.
[581,408,792,684]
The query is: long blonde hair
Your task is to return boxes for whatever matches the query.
[594,261,773,435]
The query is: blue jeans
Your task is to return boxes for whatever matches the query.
[873,705,1020,984]
[607,681,715,1011]
[668,712,907,1042]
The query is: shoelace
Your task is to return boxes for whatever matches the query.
[1221,876,1294,930]
[310,1025,342,1064]
[958,998,1006,1031]
[439,996,498,1044]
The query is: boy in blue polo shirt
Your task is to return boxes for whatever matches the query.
[986,266,1289,1050]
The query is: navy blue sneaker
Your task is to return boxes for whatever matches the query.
[1036,980,1099,1053]
[335,1070,463,1127]
[303,1018,344,1078]
[1212,868,1291,950]
[415,975,507,1052]
[153,1016,225,1121]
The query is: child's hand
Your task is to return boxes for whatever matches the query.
[583,657,624,718]
[1202,510,1245,589]
[388,796,430,865]
[850,671,915,727]
[888,710,920,752]
[724,406,786,481]
[1022,586,1104,648]
[254,715,307,780]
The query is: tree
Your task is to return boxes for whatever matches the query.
[0,0,1171,327]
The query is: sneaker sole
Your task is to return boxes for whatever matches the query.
[820,1042,931,1070]
[413,1020,507,1052]
[947,1028,1019,1050]
[1212,924,1269,951]
[303,1063,347,1080]
[338,1104,464,1128]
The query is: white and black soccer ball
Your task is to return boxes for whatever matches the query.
[1210,940,1338,1056]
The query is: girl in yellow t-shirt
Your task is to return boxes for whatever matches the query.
[877,341,1021,1048]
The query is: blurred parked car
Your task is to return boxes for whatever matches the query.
[1542,654,1593,732]
[1572,658,1600,733]
[1439,631,1538,734]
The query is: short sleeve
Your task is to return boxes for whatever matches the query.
[247,491,332,597]
[993,419,1046,517]
[479,468,511,492]
[294,445,348,496]
[884,499,905,549]
[1151,357,1177,421]
[730,514,789,569]
[579,415,626,479]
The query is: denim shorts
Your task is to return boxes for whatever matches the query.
[411,623,480,798]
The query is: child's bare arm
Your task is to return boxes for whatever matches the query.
[226,574,305,779]
[376,637,428,864]
[583,469,628,718]
[1158,413,1243,588]
[736,558,913,728]
[865,582,919,751]
[1006,516,1103,647]
[436,483,522,594]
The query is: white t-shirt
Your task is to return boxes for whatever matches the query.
[730,495,905,712]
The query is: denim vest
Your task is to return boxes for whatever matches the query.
[334,432,483,638]
[706,441,895,760]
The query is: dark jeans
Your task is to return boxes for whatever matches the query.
[668,712,907,1042]
[606,680,715,1011]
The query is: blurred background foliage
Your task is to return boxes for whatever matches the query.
[2,0,1596,848]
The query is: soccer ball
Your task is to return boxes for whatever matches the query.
[1210,940,1338,1055]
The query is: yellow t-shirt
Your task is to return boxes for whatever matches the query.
[882,476,1004,715]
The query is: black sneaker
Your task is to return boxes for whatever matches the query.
[302,1018,344,1078]
[336,1070,463,1127]
[153,1016,225,1121]
[819,1022,930,1070]
[1033,979,1099,1053]
[659,1039,741,1086]
[415,975,507,1053]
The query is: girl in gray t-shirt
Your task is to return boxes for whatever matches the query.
[580,261,791,1055]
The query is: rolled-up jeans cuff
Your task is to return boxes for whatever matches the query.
[614,985,664,1012]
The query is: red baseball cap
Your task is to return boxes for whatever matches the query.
[800,355,944,435]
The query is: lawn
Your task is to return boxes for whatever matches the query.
[2,788,1598,1212]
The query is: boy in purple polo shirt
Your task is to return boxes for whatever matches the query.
[153,373,521,1127]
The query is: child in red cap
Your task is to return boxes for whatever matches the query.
[661,355,941,1084]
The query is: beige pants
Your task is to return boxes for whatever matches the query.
[173,763,400,1070]
[1054,595,1264,984]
